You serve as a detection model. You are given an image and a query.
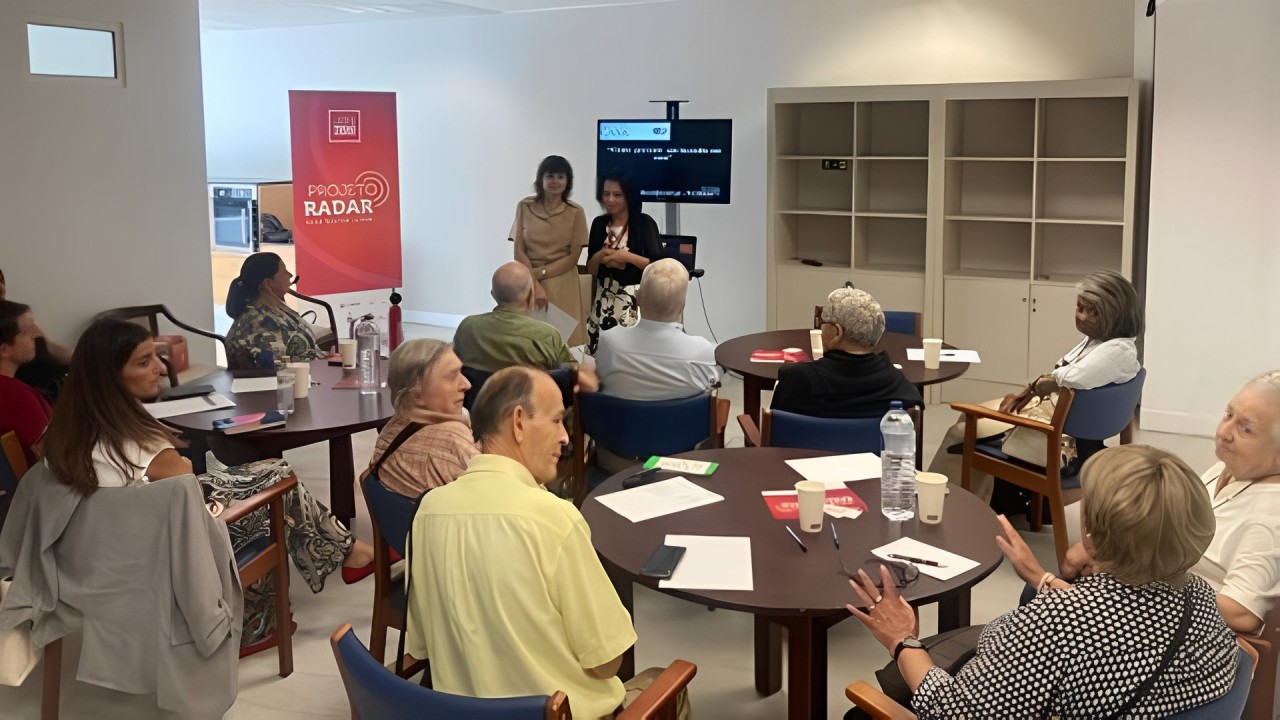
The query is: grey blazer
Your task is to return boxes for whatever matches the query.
[0,465,242,718]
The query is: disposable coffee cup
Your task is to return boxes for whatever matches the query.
[338,339,357,369]
[809,329,824,360]
[795,480,826,533]
[916,472,948,524]
[922,338,943,370]
[287,361,311,399]
[276,370,296,415]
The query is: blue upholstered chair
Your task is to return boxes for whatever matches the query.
[462,365,576,412]
[950,368,1147,572]
[737,408,922,467]
[813,305,922,336]
[360,468,426,675]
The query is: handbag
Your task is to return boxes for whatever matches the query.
[0,578,39,687]
[874,625,986,705]
[1001,392,1059,466]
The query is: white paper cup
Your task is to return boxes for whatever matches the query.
[809,329,824,360]
[287,361,311,399]
[276,371,296,415]
[795,480,826,533]
[922,338,943,370]
[338,339,357,368]
[916,472,948,524]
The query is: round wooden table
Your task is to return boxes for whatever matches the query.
[161,359,393,529]
[582,446,1003,720]
[715,329,970,422]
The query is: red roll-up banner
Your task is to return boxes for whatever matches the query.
[288,90,402,296]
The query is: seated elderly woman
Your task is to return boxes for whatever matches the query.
[848,445,1240,719]
[365,338,480,499]
[771,287,920,417]
[224,252,326,368]
[1058,370,1280,636]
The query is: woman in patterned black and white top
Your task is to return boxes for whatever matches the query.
[848,445,1240,719]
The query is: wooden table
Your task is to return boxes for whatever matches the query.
[160,359,392,529]
[582,447,1003,720]
[714,330,970,423]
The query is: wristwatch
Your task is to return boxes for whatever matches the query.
[893,636,926,662]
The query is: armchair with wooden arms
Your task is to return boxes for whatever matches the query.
[813,305,922,336]
[101,304,228,387]
[359,468,428,678]
[738,407,921,459]
[1241,604,1280,720]
[0,431,28,532]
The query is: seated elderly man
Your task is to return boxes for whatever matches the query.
[771,287,920,417]
[594,258,719,401]
[405,366,690,719]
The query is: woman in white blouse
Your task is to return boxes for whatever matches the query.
[928,269,1144,496]
[1062,370,1280,635]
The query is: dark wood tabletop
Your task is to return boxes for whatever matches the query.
[715,329,969,386]
[583,446,1002,720]
[161,359,393,528]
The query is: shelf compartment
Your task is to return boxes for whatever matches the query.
[854,159,927,214]
[775,158,853,213]
[775,102,855,157]
[855,216,926,274]
[1039,97,1128,158]
[776,213,852,268]
[945,99,1035,157]
[1034,223,1123,283]
[945,160,1033,217]
[943,219,1031,279]
[856,101,929,157]
[1035,161,1125,222]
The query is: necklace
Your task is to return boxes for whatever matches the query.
[1210,475,1257,510]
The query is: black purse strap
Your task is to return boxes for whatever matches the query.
[1109,586,1194,718]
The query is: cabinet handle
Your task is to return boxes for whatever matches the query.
[1022,297,1027,303]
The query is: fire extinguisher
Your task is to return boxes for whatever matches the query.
[388,288,404,352]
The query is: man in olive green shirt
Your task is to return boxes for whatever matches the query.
[453,263,598,390]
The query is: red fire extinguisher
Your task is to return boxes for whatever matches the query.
[388,288,404,352]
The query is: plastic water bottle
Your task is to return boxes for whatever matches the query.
[880,401,916,521]
[354,314,381,395]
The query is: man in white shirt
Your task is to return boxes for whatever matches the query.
[594,258,719,401]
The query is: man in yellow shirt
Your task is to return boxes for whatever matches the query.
[404,366,637,718]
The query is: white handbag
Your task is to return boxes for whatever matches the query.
[0,578,39,687]
[1001,393,1058,466]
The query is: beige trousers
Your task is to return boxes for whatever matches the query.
[926,398,1013,502]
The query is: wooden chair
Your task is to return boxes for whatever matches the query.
[813,305,922,335]
[287,288,339,350]
[1242,605,1280,720]
[360,469,427,677]
[331,623,695,720]
[949,369,1146,572]
[101,304,228,387]
[0,431,28,532]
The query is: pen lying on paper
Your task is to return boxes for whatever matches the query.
[888,553,945,568]
[785,526,808,553]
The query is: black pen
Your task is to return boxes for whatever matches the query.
[830,522,840,550]
[785,526,808,553]
[621,467,662,489]
[888,553,945,568]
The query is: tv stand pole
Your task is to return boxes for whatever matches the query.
[650,99,688,236]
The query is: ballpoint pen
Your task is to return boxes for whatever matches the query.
[785,526,808,553]
[888,553,945,568]
[830,522,840,550]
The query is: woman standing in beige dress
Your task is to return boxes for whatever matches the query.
[510,155,589,347]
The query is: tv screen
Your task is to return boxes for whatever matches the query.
[596,119,732,205]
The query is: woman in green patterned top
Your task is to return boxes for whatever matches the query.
[225,253,326,368]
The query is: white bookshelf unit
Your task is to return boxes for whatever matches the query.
[767,79,1139,401]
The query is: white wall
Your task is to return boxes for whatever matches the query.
[1142,0,1280,436]
[1,0,214,360]
[201,0,1135,342]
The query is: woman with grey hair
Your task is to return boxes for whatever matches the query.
[771,286,921,417]
[850,445,1239,718]
[364,338,479,499]
[929,269,1143,497]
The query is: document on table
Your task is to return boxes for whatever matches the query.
[594,477,724,523]
[230,377,278,394]
[529,302,580,344]
[907,348,982,364]
[144,393,235,419]
[785,453,881,488]
[871,537,979,581]
[659,535,753,591]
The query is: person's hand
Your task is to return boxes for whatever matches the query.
[998,388,1033,414]
[994,514,1047,586]
[1060,541,1096,581]
[602,249,629,269]
[531,280,549,312]
[846,566,919,654]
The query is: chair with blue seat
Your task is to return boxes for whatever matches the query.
[737,408,923,466]
[360,465,427,677]
[813,305,921,336]
[462,365,577,412]
[950,368,1147,573]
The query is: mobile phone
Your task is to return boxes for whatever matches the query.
[160,384,215,400]
[639,544,686,579]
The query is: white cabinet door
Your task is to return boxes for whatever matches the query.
[1028,284,1082,376]
[775,263,852,329]
[943,277,1029,384]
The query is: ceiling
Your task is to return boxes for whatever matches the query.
[199,0,683,31]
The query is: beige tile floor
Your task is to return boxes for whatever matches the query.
[0,324,1216,719]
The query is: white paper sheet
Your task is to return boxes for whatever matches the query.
[785,453,881,487]
[825,505,863,519]
[230,377,278,394]
[529,302,580,344]
[144,393,235,419]
[659,535,753,591]
[871,536,980,581]
[906,348,982,364]
[594,477,724,523]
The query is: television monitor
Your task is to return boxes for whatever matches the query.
[596,119,732,204]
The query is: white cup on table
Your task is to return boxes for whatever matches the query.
[287,361,311,399]
[915,472,948,524]
[795,480,826,533]
[922,338,943,370]
[338,339,357,369]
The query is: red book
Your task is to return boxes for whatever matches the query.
[750,348,811,363]
[761,487,867,520]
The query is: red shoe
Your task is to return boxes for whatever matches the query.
[343,562,374,584]
[240,618,298,659]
